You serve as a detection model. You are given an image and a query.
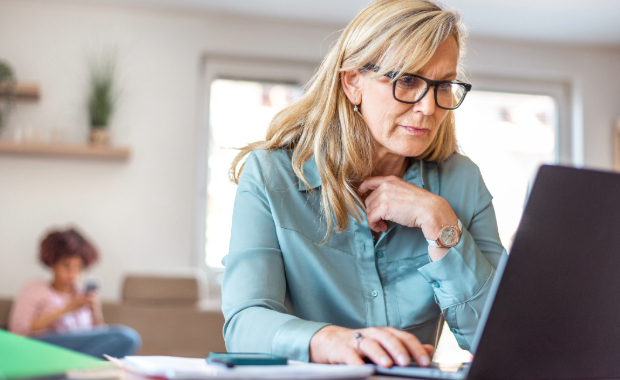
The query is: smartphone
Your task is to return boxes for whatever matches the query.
[84,279,100,293]
[207,352,287,366]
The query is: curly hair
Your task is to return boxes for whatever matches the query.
[40,228,99,268]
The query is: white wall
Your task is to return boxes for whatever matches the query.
[0,0,619,301]
[0,0,337,300]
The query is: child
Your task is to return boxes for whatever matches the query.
[9,228,141,358]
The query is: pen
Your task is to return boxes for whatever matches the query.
[206,357,236,368]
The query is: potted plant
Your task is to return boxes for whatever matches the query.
[0,61,16,134]
[87,53,117,146]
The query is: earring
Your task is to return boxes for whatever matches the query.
[353,104,362,115]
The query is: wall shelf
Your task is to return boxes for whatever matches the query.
[0,83,40,100]
[0,141,131,160]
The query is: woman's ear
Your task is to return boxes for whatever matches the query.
[340,70,363,105]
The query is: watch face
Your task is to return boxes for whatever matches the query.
[439,226,460,247]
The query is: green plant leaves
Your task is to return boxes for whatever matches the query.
[88,52,116,128]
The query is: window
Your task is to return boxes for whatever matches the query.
[196,56,315,273]
[456,90,556,249]
[205,79,302,268]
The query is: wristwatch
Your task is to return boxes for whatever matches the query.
[426,220,463,248]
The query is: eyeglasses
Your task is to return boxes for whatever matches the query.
[360,64,472,110]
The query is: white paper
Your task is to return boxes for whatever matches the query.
[111,356,374,380]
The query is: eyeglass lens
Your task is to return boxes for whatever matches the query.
[394,77,467,109]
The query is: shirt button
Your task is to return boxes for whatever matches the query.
[376,251,385,258]
[371,290,378,298]
[450,328,458,334]
[433,282,441,288]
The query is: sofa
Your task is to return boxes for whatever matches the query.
[0,274,227,358]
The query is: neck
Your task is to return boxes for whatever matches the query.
[51,280,73,294]
[371,148,408,178]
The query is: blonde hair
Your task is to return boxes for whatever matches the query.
[230,0,466,238]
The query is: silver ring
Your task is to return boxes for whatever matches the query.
[354,332,363,353]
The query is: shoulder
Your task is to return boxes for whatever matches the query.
[19,280,51,294]
[15,280,51,303]
[436,153,492,204]
[240,149,296,188]
[246,149,293,170]
[438,152,481,178]
[435,152,487,189]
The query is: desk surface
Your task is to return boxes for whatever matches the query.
[117,368,418,380]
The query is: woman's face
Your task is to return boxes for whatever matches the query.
[51,256,84,290]
[345,36,459,158]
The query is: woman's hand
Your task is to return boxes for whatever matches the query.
[64,294,90,313]
[85,293,104,325]
[31,294,89,333]
[358,176,457,240]
[309,325,434,368]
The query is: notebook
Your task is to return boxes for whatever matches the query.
[0,329,113,379]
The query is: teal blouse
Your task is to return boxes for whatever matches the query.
[221,149,506,362]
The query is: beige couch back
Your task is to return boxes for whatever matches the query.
[114,274,226,357]
[122,275,200,306]
[0,298,12,330]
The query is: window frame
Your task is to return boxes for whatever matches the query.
[465,74,573,166]
[194,54,317,295]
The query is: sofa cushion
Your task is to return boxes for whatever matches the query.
[0,298,12,330]
[122,274,200,306]
[103,302,226,357]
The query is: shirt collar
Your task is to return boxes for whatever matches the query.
[297,156,432,192]
[297,156,323,191]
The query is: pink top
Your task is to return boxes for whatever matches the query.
[8,281,93,336]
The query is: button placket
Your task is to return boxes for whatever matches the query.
[354,220,388,325]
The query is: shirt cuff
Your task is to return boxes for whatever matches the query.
[271,318,331,362]
[417,226,493,308]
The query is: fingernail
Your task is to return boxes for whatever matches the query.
[397,354,409,366]
[380,356,391,367]
[419,356,430,366]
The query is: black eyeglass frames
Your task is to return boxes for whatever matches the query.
[361,64,472,110]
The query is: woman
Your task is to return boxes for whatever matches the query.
[9,228,141,358]
[222,0,505,368]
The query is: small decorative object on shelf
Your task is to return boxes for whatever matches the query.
[87,49,117,147]
[89,129,110,146]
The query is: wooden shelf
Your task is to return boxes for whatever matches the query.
[0,141,130,160]
[0,83,40,100]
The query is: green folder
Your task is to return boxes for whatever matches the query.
[0,330,113,379]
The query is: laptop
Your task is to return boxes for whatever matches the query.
[376,165,620,380]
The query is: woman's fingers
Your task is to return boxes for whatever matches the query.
[358,176,391,195]
[366,204,388,232]
[388,328,432,366]
[365,329,414,367]
[310,325,433,368]
[423,344,435,356]
[358,336,393,367]
[342,348,365,365]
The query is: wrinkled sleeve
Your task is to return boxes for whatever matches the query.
[221,152,329,361]
[417,167,507,351]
